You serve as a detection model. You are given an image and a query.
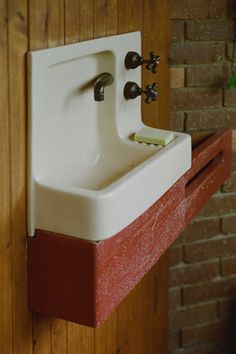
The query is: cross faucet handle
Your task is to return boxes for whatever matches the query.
[143,83,158,103]
[124,81,158,104]
[125,51,160,73]
[145,52,160,74]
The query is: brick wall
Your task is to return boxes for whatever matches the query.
[169,1,236,353]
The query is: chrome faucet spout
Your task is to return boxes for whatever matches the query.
[94,72,113,101]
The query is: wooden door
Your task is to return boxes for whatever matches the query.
[0,0,170,353]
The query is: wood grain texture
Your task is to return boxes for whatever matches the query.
[51,318,67,354]
[65,0,80,44]
[95,312,118,354]
[94,0,107,38]
[33,315,51,354]
[28,0,47,50]
[118,0,143,33]
[81,326,95,353]
[8,0,33,353]
[94,0,118,37]
[0,1,13,353]
[80,0,93,41]
[67,322,81,354]
[143,0,171,129]
[118,258,168,354]
[0,0,170,352]
[47,0,65,47]
[106,0,118,36]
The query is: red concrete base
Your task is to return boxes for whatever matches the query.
[27,129,232,327]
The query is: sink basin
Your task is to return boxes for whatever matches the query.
[28,32,191,241]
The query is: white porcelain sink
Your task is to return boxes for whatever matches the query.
[28,32,191,241]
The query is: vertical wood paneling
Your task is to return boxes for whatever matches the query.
[117,255,168,354]
[0,1,13,353]
[135,255,168,354]
[81,326,94,353]
[79,0,94,41]
[118,0,143,33]
[47,0,65,47]
[153,254,169,354]
[33,314,51,354]
[65,0,80,44]
[0,1,170,352]
[8,0,33,353]
[95,312,118,354]
[143,0,171,129]
[93,0,117,38]
[67,322,81,354]
[28,0,47,50]
[106,0,118,36]
[51,318,67,354]
[94,0,107,38]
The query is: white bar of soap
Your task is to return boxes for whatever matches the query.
[134,127,174,146]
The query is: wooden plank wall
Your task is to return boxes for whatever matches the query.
[0,0,170,353]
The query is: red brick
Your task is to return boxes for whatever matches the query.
[172,87,222,111]
[186,65,226,87]
[171,0,208,19]
[208,0,229,18]
[184,237,236,262]
[168,330,180,351]
[169,245,183,267]
[168,2,236,350]
[171,67,185,88]
[221,257,236,276]
[170,260,219,286]
[222,215,236,234]
[186,109,236,131]
[222,172,236,192]
[172,20,185,42]
[169,302,218,330]
[182,320,229,347]
[183,278,236,305]
[170,41,225,64]
[169,287,181,310]
[199,194,236,217]
[187,20,234,41]
[224,88,236,107]
[178,218,220,244]
[170,111,185,132]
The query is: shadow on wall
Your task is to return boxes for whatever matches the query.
[230,0,236,15]
[230,0,236,41]
[227,299,236,351]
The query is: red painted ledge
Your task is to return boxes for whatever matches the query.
[27,129,232,327]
